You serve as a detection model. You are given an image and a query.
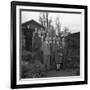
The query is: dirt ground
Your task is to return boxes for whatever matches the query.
[42,69,80,78]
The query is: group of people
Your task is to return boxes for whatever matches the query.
[32,28,63,71]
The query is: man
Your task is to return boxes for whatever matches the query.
[50,37,57,67]
[32,28,42,63]
[41,36,50,70]
[55,41,62,71]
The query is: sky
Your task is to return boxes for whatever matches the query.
[21,11,82,33]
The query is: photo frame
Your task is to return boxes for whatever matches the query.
[11,1,88,89]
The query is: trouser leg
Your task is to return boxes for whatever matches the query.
[47,55,50,70]
[44,55,50,70]
[44,55,47,70]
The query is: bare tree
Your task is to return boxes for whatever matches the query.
[49,25,56,38]
[55,17,61,36]
[39,12,46,27]
[39,12,52,31]
[62,27,71,37]
[48,17,52,30]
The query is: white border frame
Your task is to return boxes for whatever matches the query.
[16,6,85,85]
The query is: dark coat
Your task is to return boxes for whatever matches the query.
[55,45,63,64]
[32,33,41,52]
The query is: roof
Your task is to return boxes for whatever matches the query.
[66,32,80,39]
[22,19,45,29]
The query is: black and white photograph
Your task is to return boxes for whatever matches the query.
[11,1,87,89]
[21,10,80,79]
